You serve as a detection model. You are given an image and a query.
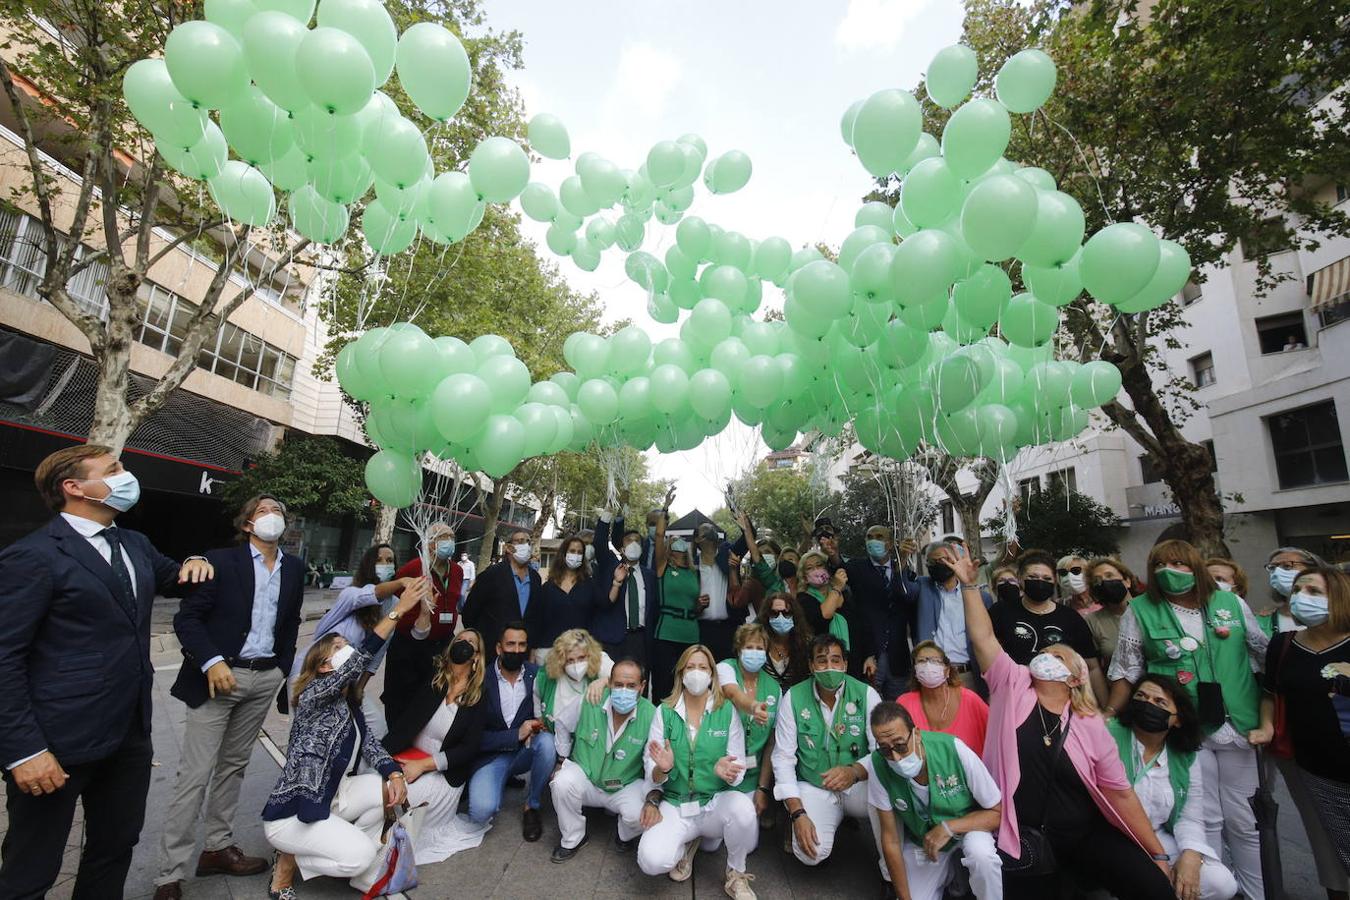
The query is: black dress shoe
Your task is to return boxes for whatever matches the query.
[522,807,543,842]
[550,834,588,862]
[614,832,637,852]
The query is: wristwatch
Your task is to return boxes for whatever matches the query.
[387,609,402,621]
[789,808,808,822]
[1150,852,1170,861]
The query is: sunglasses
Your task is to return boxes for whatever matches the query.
[877,739,912,757]
[1057,566,1083,576]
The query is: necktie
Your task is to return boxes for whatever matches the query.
[626,573,640,629]
[100,528,138,621]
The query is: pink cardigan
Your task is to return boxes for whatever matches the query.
[981,650,1139,857]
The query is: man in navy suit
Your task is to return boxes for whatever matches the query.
[465,621,555,844]
[153,494,306,899]
[592,511,659,668]
[462,530,544,662]
[0,444,213,899]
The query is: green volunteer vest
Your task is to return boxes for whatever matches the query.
[656,566,701,644]
[870,730,975,846]
[536,670,597,734]
[1128,591,1260,734]
[750,559,785,594]
[721,658,783,793]
[1107,719,1192,833]
[659,700,736,805]
[570,692,656,793]
[1255,611,1275,639]
[804,587,851,651]
[788,676,870,788]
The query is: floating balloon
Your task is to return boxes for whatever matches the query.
[469,136,530,203]
[317,0,398,86]
[123,59,208,148]
[207,161,275,225]
[528,113,570,160]
[995,49,1057,114]
[926,45,978,108]
[164,21,248,109]
[851,89,922,177]
[1080,222,1161,305]
[395,22,471,121]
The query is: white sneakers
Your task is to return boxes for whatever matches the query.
[724,867,757,900]
[669,839,699,882]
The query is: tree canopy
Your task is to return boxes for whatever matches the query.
[985,484,1123,560]
[221,434,371,523]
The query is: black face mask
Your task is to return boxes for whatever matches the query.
[778,560,797,579]
[449,640,474,665]
[1126,698,1173,734]
[928,562,954,583]
[995,582,1022,605]
[498,650,527,672]
[1023,579,1057,604]
[1091,579,1129,605]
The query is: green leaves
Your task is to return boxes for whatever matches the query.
[221,434,372,522]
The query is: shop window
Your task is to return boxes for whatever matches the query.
[1267,401,1348,489]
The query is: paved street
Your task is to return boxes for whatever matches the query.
[1,588,1328,899]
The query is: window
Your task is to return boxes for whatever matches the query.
[1320,298,1350,329]
[1338,184,1348,204]
[1017,477,1040,507]
[1180,280,1202,306]
[1255,312,1307,355]
[1240,216,1291,260]
[0,212,49,298]
[1189,352,1216,388]
[939,500,955,534]
[1267,401,1348,489]
[1046,467,1077,493]
[1140,454,1163,484]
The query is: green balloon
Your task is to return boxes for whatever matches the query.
[241,12,310,113]
[995,49,1057,114]
[317,0,397,86]
[1113,239,1191,312]
[577,379,620,425]
[647,292,677,324]
[852,89,922,177]
[748,236,788,283]
[1070,360,1122,408]
[901,157,961,227]
[527,379,569,407]
[378,327,438,397]
[626,251,669,293]
[335,342,373,399]
[527,113,570,160]
[1015,166,1057,191]
[739,355,783,408]
[296,26,374,115]
[159,122,227,181]
[122,59,207,148]
[839,297,889,348]
[646,140,685,188]
[934,353,982,411]
[960,173,1038,261]
[838,225,891,274]
[849,242,897,304]
[676,216,712,261]
[366,116,428,189]
[926,44,978,108]
[648,364,690,415]
[309,152,372,204]
[1022,254,1082,307]
[208,160,275,225]
[374,173,430,221]
[470,334,515,364]
[701,266,749,310]
[784,293,832,339]
[515,402,559,459]
[1079,222,1161,305]
[254,0,315,22]
[292,106,361,161]
[205,0,257,40]
[893,203,918,239]
[840,99,863,147]
[889,229,963,308]
[953,264,1012,327]
[854,202,895,231]
[396,22,471,121]
[614,214,645,251]
[580,157,627,207]
[468,136,530,203]
[999,292,1059,347]
[688,298,733,347]
[606,325,652,376]
[571,238,601,271]
[559,175,599,218]
[976,403,1019,458]
[977,355,1024,404]
[942,303,990,345]
[941,98,1011,179]
[477,355,530,414]
[899,132,942,177]
[713,230,753,271]
[219,86,293,165]
[365,450,421,507]
[427,172,482,242]
[362,198,416,254]
[434,336,477,378]
[164,20,248,109]
[877,319,929,368]
[1017,190,1084,268]
[617,376,653,420]
[517,182,558,223]
[474,415,527,477]
[794,260,852,320]
[289,184,349,242]
[707,150,752,194]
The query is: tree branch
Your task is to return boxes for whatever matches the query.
[134,151,168,272]
[1099,399,1163,458]
[0,57,58,265]
[144,216,228,272]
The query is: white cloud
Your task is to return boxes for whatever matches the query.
[609,41,683,118]
[835,0,934,50]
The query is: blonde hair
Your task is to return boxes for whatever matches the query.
[545,628,602,681]
[292,633,347,708]
[1042,643,1100,717]
[663,644,725,710]
[433,629,485,707]
[732,622,768,655]
[799,550,829,573]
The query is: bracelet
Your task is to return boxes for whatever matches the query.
[1150,852,1170,862]
[789,808,808,822]
[757,785,772,794]
[388,771,405,780]
[940,821,955,838]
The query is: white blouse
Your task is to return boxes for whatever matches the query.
[414,701,460,771]
[1126,734,1214,858]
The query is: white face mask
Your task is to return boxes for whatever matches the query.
[623,541,643,562]
[888,749,924,779]
[682,668,712,696]
[374,563,396,582]
[1214,579,1233,593]
[329,644,356,670]
[565,660,588,681]
[564,552,584,570]
[251,511,286,542]
[914,661,947,689]
[511,543,532,564]
[1029,652,1073,683]
[1066,572,1087,594]
[769,656,789,675]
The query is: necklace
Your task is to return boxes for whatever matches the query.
[924,685,954,729]
[1036,703,1062,748]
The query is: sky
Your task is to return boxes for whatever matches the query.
[480,0,967,514]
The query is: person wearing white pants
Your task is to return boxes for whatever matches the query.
[771,634,882,867]
[263,773,387,881]
[865,702,1002,900]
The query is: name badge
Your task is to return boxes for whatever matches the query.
[439,613,455,624]
[604,779,622,790]
[680,801,701,818]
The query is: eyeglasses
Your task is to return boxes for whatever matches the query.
[1264,562,1301,572]
[1057,566,1083,576]
[995,578,1020,586]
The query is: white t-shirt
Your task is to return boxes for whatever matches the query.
[699,564,729,621]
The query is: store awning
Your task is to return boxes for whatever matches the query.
[1310,256,1350,310]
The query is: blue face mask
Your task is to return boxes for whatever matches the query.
[866,539,888,561]
[1289,591,1329,626]
[769,614,793,634]
[671,539,690,554]
[740,648,767,673]
[435,539,456,560]
[1269,566,1298,597]
[609,687,639,714]
[92,470,140,512]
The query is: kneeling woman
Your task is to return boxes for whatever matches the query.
[717,623,783,817]
[264,585,424,896]
[638,644,759,900]
[1110,675,1238,900]
[382,629,491,863]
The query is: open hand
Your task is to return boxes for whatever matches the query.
[714,755,745,784]
[178,558,214,584]
[648,739,675,774]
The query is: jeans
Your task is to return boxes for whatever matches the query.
[873,647,909,701]
[466,730,556,824]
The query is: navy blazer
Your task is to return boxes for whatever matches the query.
[0,515,186,766]
[476,660,539,758]
[590,516,660,648]
[462,560,544,660]
[383,682,487,788]
[171,542,305,709]
[845,556,913,675]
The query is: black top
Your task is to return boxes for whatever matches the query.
[1012,704,1097,834]
[382,682,488,788]
[1266,632,1350,783]
[798,588,876,680]
[990,598,1099,666]
[537,578,594,648]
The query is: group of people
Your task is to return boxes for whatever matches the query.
[1,445,1347,900]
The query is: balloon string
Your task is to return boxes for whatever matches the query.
[1037,109,1114,226]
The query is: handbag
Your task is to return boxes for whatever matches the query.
[1000,710,1072,876]
[1269,632,1295,760]
[352,804,421,897]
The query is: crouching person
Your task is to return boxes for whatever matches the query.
[867,702,1002,900]
[637,645,760,900]
[549,658,655,862]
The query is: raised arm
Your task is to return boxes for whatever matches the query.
[948,550,1000,673]
[653,504,670,576]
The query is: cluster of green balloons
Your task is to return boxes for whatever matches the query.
[124,0,540,253]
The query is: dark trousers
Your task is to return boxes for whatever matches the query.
[603,629,649,673]
[1002,818,1174,900]
[0,720,153,900]
[698,619,737,665]
[653,639,692,702]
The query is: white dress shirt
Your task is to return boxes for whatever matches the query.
[933,583,970,664]
[204,543,282,672]
[698,564,729,621]
[496,661,529,726]
[533,654,614,756]
[771,679,882,800]
[60,512,138,597]
[862,736,1001,815]
[1125,734,1213,856]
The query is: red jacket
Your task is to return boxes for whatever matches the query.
[394,556,463,641]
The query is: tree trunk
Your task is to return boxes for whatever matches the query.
[478,483,507,572]
[375,502,397,544]
[530,486,556,549]
[84,276,141,453]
